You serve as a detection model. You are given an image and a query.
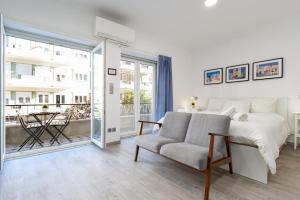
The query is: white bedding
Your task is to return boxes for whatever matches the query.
[154,112,290,174]
[227,112,289,174]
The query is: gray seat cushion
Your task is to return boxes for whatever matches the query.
[185,113,231,154]
[136,134,178,153]
[159,112,192,142]
[160,143,223,170]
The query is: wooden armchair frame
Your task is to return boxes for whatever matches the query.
[134,120,233,200]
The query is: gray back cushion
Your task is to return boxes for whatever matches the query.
[185,114,231,153]
[159,112,192,142]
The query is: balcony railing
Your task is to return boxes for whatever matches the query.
[120,103,152,116]
[5,103,91,154]
[5,103,91,124]
[120,103,153,133]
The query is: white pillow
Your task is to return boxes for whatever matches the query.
[250,98,277,113]
[221,106,236,118]
[222,100,250,113]
[207,98,225,111]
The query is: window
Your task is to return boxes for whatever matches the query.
[75,96,79,103]
[56,95,60,104]
[4,34,92,154]
[79,96,83,103]
[61,95,65,104]
[83,96,87,103]
[38,95,43,103]
[45,95,49,103]
[25,97,30,103]
[19,97,24,104]
[120,57,156,135]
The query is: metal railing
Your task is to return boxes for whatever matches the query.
[5,103,91,124]
[120,103,153,133]
[120,103,152,115]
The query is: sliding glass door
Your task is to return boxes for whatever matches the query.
[90,42,105,148]
[0,14,5,170]
[120,57,156,136]
[139,63,155,130]
[120,60,136,133]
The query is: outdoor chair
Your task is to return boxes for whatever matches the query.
[50,114,72,145]
[18,114,44,151]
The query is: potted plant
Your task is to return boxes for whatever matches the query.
[42,104,49,112]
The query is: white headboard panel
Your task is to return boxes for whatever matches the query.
[275,97,288,120]
[206,97,289,120]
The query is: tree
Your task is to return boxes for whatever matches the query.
[121,90,152,104]
[121,91,134,104]
[140,90,151,104]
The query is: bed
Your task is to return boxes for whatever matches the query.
[154,97,290,183]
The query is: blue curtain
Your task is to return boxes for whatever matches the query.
[155,55,173,120]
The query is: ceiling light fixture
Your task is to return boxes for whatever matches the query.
[204,0,218,7]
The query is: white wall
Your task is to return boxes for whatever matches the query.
[0,0,192,109]
[189,15,300,120]
[0,0,193,142]
[105,41,121,143]
[127,33,193,110]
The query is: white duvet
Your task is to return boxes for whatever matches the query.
[227,113,289,174]
[154,112,290,174]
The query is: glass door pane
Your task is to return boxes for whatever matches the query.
[120,60,136,134]
[0,14,5,170]
[91,43,105,148]
[139,63,155,131]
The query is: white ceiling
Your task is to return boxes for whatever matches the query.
[62,0,300,49]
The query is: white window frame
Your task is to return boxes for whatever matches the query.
[120,56,157,136]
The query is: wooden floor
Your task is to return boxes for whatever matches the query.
[0,138,300,200]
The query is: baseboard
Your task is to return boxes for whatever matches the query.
[106,140,121,146]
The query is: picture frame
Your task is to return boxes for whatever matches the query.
[204,68,223,85]
[252,58,283,81]
[225,63,249,83]
[108,68,117,76]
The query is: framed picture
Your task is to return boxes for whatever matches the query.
[108,68,117,76]
[204,68,223,85]
[253,58,283,81]
[225,63,249,83]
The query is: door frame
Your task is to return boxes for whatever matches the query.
[90,42,106,149]
[119,57,157,137]
[0,13,6,170]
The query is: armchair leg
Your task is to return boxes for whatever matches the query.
[224,136,233,174]
[228,162,233,174]
[204,169,212,200]
[134,145,140,162]
[204,134,214,200]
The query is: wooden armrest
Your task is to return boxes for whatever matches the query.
[209,132,229,137]
[137,120,162,136]
[138,120,162,126]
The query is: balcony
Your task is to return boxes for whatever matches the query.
[6,75,70,92]
[6,74,90,92]
[120,103,153,133]
[6,44,90,68]
[5,103,91,154]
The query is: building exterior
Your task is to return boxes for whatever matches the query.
[5,36,91,116]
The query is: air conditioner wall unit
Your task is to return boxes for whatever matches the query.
[94,16,135,46]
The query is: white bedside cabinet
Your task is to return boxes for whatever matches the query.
[293,112,300,150]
